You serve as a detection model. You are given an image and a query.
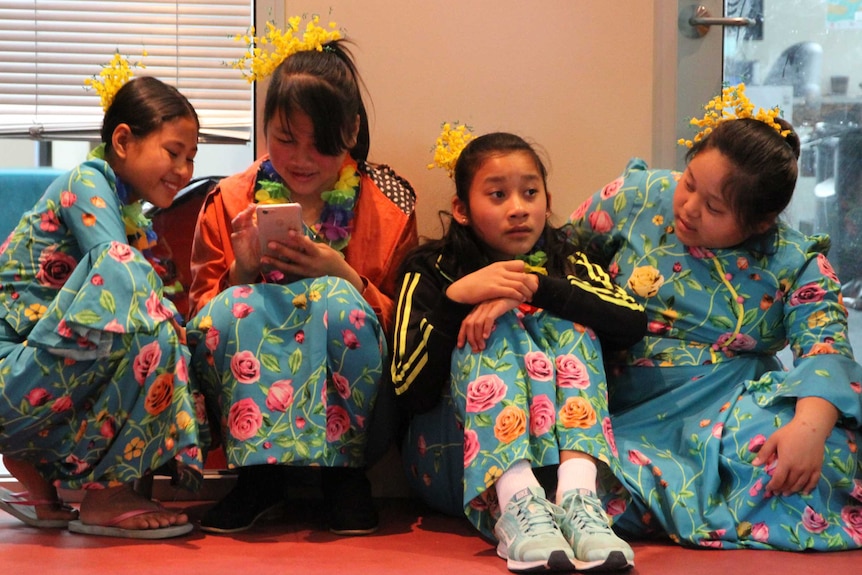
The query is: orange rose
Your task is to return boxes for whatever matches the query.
[559,396,597,429]
[494,405,526,443]
[145,373,175,415]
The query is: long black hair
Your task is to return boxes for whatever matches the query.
[263,39,370,162]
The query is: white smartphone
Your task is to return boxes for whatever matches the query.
[256,203,303,255]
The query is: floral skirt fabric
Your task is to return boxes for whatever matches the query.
[603,360,862,551]
[0,241,207,491]
[186,277,385,469]
[403,308,618,539]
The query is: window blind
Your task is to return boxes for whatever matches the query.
[0,0,253,142]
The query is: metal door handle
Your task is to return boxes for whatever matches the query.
[680,4,755,38]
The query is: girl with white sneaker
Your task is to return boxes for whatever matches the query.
[391,131,643,572]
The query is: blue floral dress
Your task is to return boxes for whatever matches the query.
[569,158,862,550]
[186,279,385,468]
[0,159,207,490]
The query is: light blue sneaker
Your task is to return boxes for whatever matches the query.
[556,489,634,571]
[494,486,574,573]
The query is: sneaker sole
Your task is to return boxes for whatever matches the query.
[571,550,634,572]
[497,545,573,573]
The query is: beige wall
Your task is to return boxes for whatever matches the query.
[276,1,657,238]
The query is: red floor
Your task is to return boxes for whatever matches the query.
[3,494,862,574]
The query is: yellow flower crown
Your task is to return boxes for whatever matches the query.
[231,14,342,83]
[678,83,791,148]
[428,122,475,178]
[84,50,147,112]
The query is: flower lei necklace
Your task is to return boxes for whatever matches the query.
[254,159,359,254]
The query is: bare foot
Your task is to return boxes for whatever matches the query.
[2,456,78,522]
[79,483,189,530]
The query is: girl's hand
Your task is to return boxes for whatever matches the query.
[229,204,263,284]
[751,397,839,496]
[260,230,363,292]
[457,297,522,352]
[447,260,538,305]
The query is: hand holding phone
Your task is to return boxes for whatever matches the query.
[256,203,303,255]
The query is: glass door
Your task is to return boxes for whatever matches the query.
[721,0,862,290]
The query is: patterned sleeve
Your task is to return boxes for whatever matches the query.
[765,237,862,427]
[390,252,472,413]
[530,251,646,350]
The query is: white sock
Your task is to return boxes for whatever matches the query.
[556,458,598,503]
[495,459,541,509]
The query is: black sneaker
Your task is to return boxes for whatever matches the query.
[321,467,379,536]
[200,465,285,534]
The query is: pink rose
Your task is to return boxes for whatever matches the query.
[296,416,306,429]
[750,522,769,543]
[349,309,366,329]
[817,253,839,284]
[104,319,125,333]
[146,291,174,322]
[51,395,73,413]
[25,388,52,407]
[417,435,427,457]
[529,395,555,436]
[463,428,480,467]
[230,350,260,384]
[748,434,766,453]
[36,247,77,288]
[228,398,263,441]
[205,326,220,351]
[108,241,135,263]
[789,282,827,306]
[100,417,116,439]
[325,405,350,442]
[570,198,592,222]
[332,372,350,399]
[588,210,613,234]
[711,422,723,439]
[342,329,359,350]
[600,177,624,199]
[233,285,253,298]
[851,479,862,502]
[524,351,553,382]
[175,356,188,383]
[265,380,295,412]
[628,449,651,466]
[231,302,253,318]
[841,505,862,545]
[556,354,590,389]
[802,506,828,533]
[602,417,618,458]
[465,374,507,412]
[606,497,627,518]
[60,190,77,207]
[193,391,207,423]
[133,341,162,385]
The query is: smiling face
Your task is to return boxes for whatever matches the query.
[673,147,763,249]
[114,117,198,209]
[265,111,354,206]
[453,150,548,260]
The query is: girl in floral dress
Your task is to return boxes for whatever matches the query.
[0,76,207,539]
[391,132,646,572]
[185,18,417,535]
[570,88,862,551]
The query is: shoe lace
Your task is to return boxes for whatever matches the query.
[562,492,613,536]
[516,495,560,537]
